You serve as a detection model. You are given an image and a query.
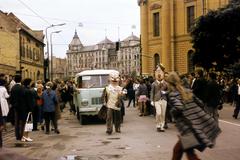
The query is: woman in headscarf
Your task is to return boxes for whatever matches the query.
[42,82,59,134]
[166,72,221,160]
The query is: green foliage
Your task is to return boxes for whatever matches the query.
[191,4,240,71]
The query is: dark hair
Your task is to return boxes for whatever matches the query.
[14,75,22,83]
[209,72,217,80]
[0,73,5,78]
[22,78,32,87]
[0,79,6,86]
[52,82,57,90]
[196,69,204,77]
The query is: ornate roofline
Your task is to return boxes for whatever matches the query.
[138,0,147,6]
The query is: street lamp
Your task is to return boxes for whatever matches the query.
[45,23,66,80]
[50,30,62,81]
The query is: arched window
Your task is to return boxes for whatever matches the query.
[187,50,194,73]
[154,53,160,69]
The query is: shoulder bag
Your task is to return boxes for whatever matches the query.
[24,112,33,132]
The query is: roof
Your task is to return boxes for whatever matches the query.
[7,12,44,44]
[122,32,139,42]
[69,30,83,47]
[98,37,113,44]
[75,69,119,77]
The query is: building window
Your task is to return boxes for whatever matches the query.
[154,53,160,69]
[26,46,29,58]
[21,45,25,57]
[153,12,160,37]
[187,6,195,33]
[30,48,33,59]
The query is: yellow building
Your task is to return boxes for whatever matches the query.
[0,11,19,76]
[138,0,229,75]
[0,11,44,81]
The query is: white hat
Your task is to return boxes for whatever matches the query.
[110,71,120,81]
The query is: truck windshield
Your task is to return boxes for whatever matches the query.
[77,75,109,88]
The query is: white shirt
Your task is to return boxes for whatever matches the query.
[0,86,10,116]
[9,80,16,91]
[238,84,240,95]
[106,84,122,111]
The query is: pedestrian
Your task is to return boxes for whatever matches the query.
[59,81,68,111]
[150,66,168,132]
[232,79,240,119]
[0,79,10,131]
[67,81,75,114]
[166,72,221,160]
[0,105,3,148]
[125,79,135,108]
[36,83,44,130]
[136,78,148,116]
[42,82,59,134]
[205,72,223,121]
[21,78,34,142]
[52,82,61,131]
[30,83,39,131]
[104,71,123,135]
[8,75,16,92]
[10,75,27,141]
[192,69,207,103]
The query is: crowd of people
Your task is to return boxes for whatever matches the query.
[108,66,239,160]
[0,73,76,147]
[0,66,240,160]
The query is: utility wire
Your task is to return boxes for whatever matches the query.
[17,0,50,25]
[9,12,137,26]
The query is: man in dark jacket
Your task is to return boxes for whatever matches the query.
[10,75,25,141]
[205,72,222,120]
[192,69,208,103]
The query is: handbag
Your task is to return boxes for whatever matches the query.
[179,132,200,151]
[98,105,108,120]
[24,112,33,132]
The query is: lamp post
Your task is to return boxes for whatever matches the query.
[50,30,62,81]
[45,23,65,80]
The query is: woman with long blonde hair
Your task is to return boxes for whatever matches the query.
[166,72,221,160]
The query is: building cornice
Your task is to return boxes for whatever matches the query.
[20,60,44,68]
[138,0,147,6]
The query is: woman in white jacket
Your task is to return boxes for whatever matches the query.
[0,79,10,130]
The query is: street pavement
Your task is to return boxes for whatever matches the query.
[1,103,240,160]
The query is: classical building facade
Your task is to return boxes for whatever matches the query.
[138,0,229,75]
[51,56,67,80]
[66,31,140,77]
[0,11,44,80]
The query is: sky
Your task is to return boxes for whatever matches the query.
[0,0,140,58]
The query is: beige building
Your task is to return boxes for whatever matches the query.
[0,11,44,80]
[66,31,140,77]
[51,56,67,80]
[138,0,230,75]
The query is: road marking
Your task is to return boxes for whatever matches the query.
[219,119,240,127]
